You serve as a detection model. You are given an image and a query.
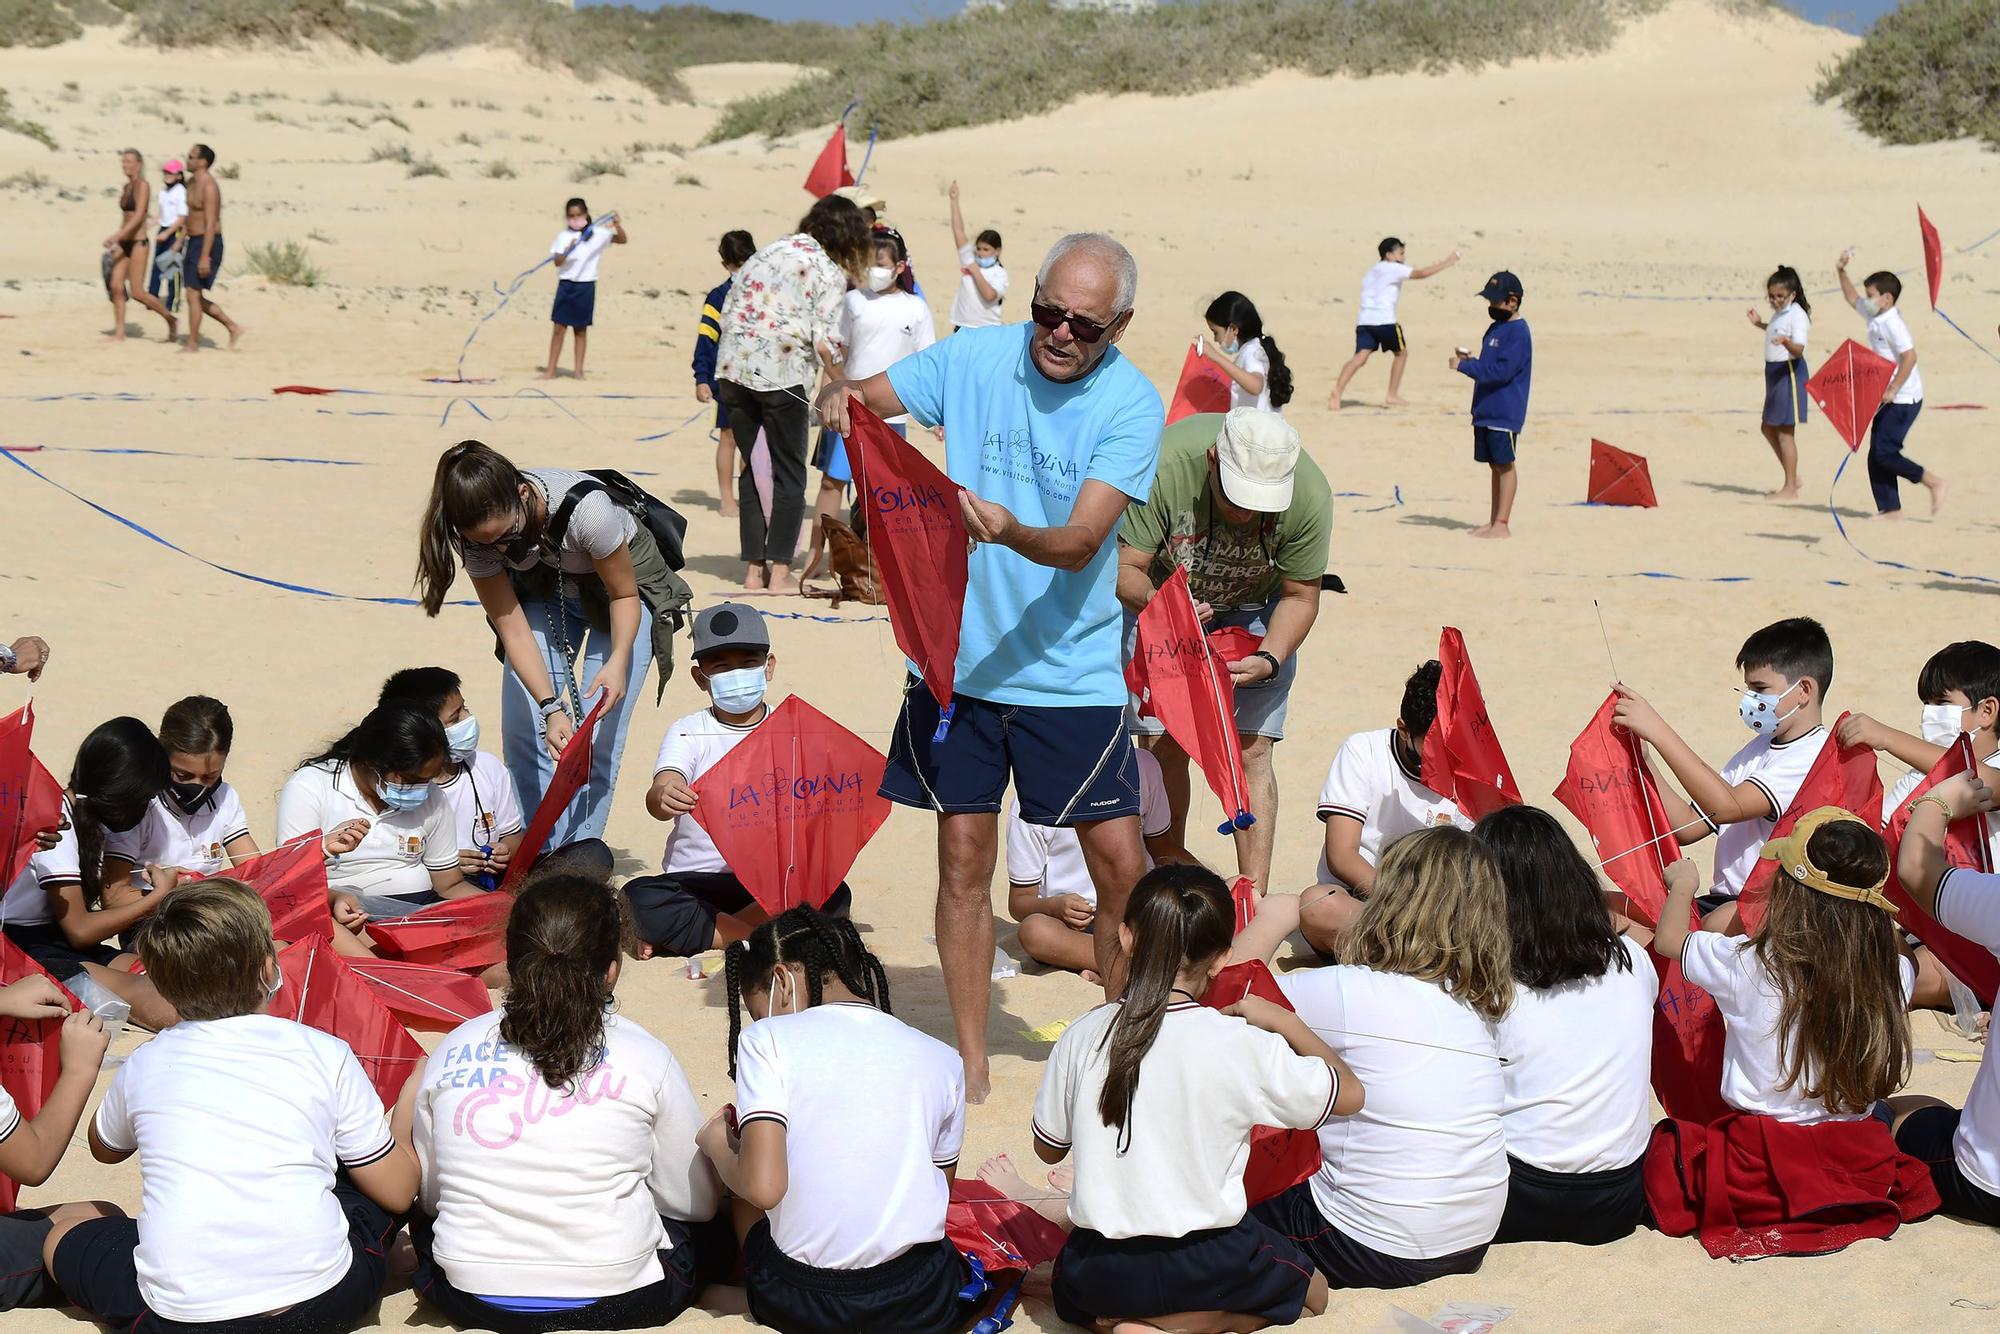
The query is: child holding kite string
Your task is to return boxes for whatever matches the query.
[1747,264,1811,500]
[1449,270,1531,538]
[701,906,972,1334]
[1836,253,1946,517]
[1028,864,1356,1331]
[102,696,257,882]
[543,196,625,382]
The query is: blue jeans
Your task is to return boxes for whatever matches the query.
[500,587,653,845]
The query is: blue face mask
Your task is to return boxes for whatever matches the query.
[444,714,481,766]
[975,255,998,269]
[708,666,768,715]
[377,779,432,812]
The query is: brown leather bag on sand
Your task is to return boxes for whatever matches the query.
[802,514,884,607]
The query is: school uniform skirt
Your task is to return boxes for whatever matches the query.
[1762,358,1809,427]
[1054,1218,1316,1328]
[552,278,596,329]
[1493,1154,1647,1246]
[744,1222,968,1334]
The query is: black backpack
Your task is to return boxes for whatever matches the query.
[545,470,688,572]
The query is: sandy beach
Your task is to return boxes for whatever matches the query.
[2,2,1998,1327]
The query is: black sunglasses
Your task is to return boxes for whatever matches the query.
[1029,295,1120,344]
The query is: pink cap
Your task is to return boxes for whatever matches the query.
[162,158,184,173]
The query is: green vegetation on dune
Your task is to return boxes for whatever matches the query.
[1815,0,2000,148]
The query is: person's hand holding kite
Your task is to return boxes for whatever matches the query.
[0,973,72,1022]
[649,771,698,818]
[323,819,369,858]
[1609,683,1668,747]
[331,892,367,931]
[959,490,1016,547]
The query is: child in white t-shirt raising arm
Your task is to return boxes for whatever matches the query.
[1330,237,1461,410]
[1837,251,1945,517]
[543,196,626,382]
[945,180,1007,331]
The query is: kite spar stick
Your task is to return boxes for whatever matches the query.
[293,936,318,1024]
[1182,575,1255,835]
[1593,600,1621,682]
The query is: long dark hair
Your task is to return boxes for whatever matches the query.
[1098,864,1233,1146]
[1475,804,1630,990]
[1204,291,1294,409]
[798,194,871,282]
[416,440,525,617]
[501,873,627,1092]
[1767,264,1811,319]
[300,702,447,789]
[723,906,890,1076]
[69,717,169,908]
[159,695,233,757]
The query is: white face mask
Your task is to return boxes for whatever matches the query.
[1920,702,1967,747]
[708,666,768,715]
[866,266,896,293]
[444,714,481,766]
[1737,680,1803,735]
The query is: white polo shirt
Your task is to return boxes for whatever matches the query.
[93,1014,396,1322]
[1707,726,1829,900]
[105,786,253,877]
[275,761,457,902]
[1858,301,1923,403]
[735,1002,963,1270]
[0,1082,18,1143]
[1007,748,1169,907]
[1278,966,1507,1259]
[1314,728,1468,885]
[1232,337,1274,414]
[1681,930,1914,1124]
[1357,260,1413,326]
[1495,936,1657,1173]
[435,752,525,854]
[1765,304,1809,363]
[1,799,82,927]
[949,244,1008,329]
[552,224,615,284]
[1935,868,2000,1194]
[1032,1000,1335,1239]
[653,707,763,876]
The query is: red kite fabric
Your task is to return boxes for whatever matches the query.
[1198,960,1323,1206]
[1587,439,1658,508]
[272,935,427,1107]
[1166,351,1233,426]
[0,937,79,1211]
[846,398,968,710]
[1652,960,1730,1126]
[1126,567,1254,833]
[365,892,513,972]
[500,694,610,893]
[1882,736,1998,1005]
[689,696,891,917]
[1736,713,1885,933]
[1806,339,1897,451]
[1229,875,1259,934]
[946,1178,1066,1276]
[1918,205,1943,310]
[1554,692,1680,926]
[0,704,65,892]
[200,834,332,944]
[1206,625,1263,672]
[803,124,853,199]
[347,958,494,1033]
[1419,628,1522,823]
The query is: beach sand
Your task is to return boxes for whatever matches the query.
[2,2,1998,1327]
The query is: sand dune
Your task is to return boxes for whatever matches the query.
[2,1,1999,1328]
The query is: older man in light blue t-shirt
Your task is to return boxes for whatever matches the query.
[816,232,1164,1102]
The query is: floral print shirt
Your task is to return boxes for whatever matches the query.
[715,232,850,392]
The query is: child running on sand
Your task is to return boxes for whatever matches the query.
[695,230,756,518]
[544,197,626,381]
[1747,264,1811,499]
[1449,271,1531,538]
[1837,250,1945,517]
[1330,238,1461,410]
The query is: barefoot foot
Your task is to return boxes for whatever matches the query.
[1926,475,1948,515]
[743,563,768,591]
[1470,522,1512,539]
[1383,395,1410,407]
[1765,485,1800,501]
[976,1154,1071,1226]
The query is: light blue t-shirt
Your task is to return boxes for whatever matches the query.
[886,323,1164,707]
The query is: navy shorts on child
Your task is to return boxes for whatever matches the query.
[1472,426,1517,466]
[0,1210,56,1311]
[1054,1217,1316,1328]
[552,278,596,330]
[1761,359,1810,427]
[1894,1104,2000,1228]
[1354,323,1405,354]
[744,1222,970,1334]
[623,871,852,958]
[1252,1181,1488,1289]
[1493,1155,1646,1245]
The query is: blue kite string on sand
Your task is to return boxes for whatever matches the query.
[451,211,618,383]
[439,387,601,433]
[1824,452,1998,587]
[1,445,362,467]
[1932,305,2000,366]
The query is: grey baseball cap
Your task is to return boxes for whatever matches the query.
[691,602,770,658]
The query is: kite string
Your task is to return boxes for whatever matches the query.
[1932,306,2000,367]
[1823,450,1999,587]
[455,211,618,382]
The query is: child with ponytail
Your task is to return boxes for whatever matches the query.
[1030,864,1356,1332]
[1747,264,1812,499]
[1199,291,1294,414]
[700,907,968,1334]
[401,873,722,1331]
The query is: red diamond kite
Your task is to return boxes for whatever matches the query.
[1206,625,1263,672]
[1419,628,1521,822]
[689,696,891,917]
[1166,352,1232,426]
[803,124,853,199]
[947,1178,1066,1278]
[365,891,513,973]
[1736,713,1884,933]
[1554,692,1681,926]
[500,693,609,893]
[1198,959,1323,1205]
[1126,567,1254,833]
[1883,735,1997,1005]
[847,397,967,710]
[200,834,332,944]
[1587,439,1658,508]
[1653,961,1730,1126]
[272,934,427,1107]
[1806,339,1897,451]
[0,937,80,1210]
[1918,205,1942,310]
[0,704,65,892]
[348,957,494,1033]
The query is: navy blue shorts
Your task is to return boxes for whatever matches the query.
[714,399,732,433]
[1473,426,1518,466]
[183,234,222,292]
[1355,323,1405,354]
[744,1221,968,1334]
[1493,1154,1645,1245]
[624,871,852,957]
[1053,1219,1315,1327]
[552,278,596,329]
[881,678,1141,825]
[0,1210,55,1311]
[1895,1105,2000,1227]
[1252,1181,1488,1290]
[1762,359,1810,427]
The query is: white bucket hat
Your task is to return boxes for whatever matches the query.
[1213,408,1302,513]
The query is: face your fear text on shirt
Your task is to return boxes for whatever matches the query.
[981,428,1082,505]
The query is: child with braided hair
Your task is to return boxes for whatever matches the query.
[697,907,971,1334]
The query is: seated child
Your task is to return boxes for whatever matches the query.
[1301,659,1466,956]
[1005,744,1180,979]
[1893,770,2000,1226]
[625,604,849,959]
[401,873,724,1331]
[1849,639,2000,866]
[698,907,969,1334]
[380,668,525,889]
[42,879,419,1333]
[103,696,256,881]
[0,975,108,1313]
[1612,617,1834,931]
[1,717,178,1031]
[1028,865,1358,1332]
